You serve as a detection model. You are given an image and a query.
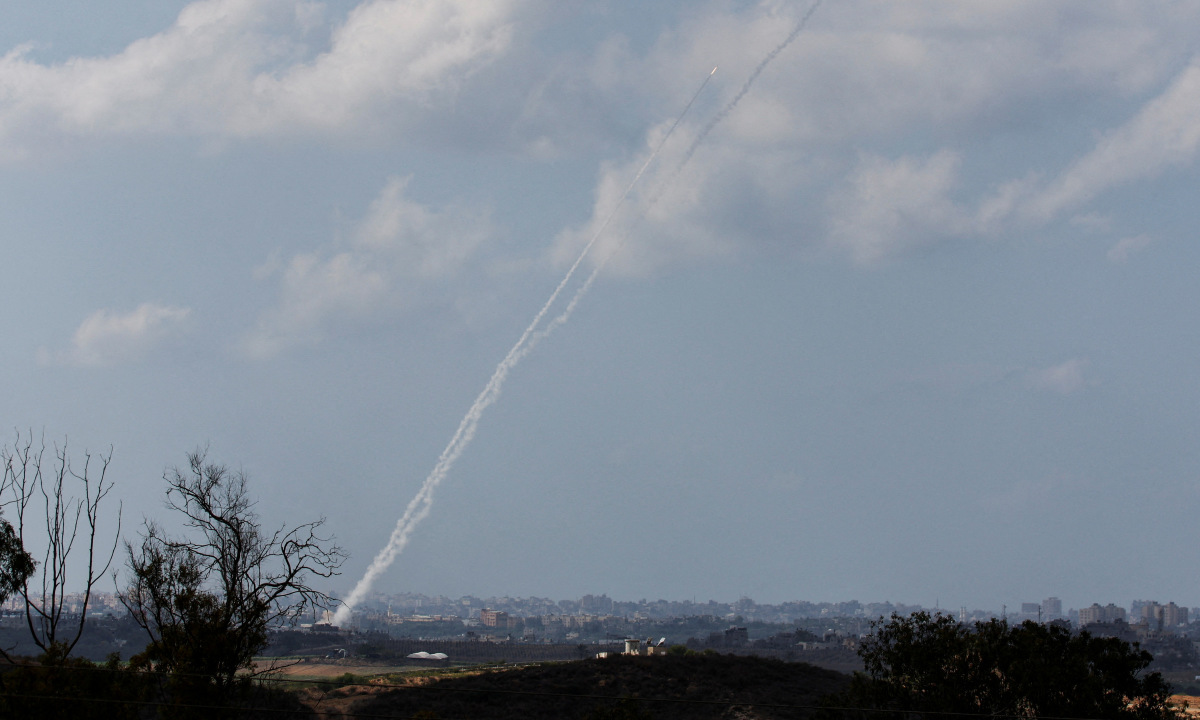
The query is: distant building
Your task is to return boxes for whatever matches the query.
[1165,602,1186,628]
[1042,597,1062,621]
[1136,602,1183,631]
[580,594,614,613]
[1080,619,1139,644]
[1020,603,1041,622]
[1079,603,1126,626]
[724,626,749,647]
[480,609,509,628]
[1131,600,1154,619]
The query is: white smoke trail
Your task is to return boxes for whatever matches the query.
[332,68,718,626]
[532,0,823,346]
[334,2,821,625]
[674,0,823,179]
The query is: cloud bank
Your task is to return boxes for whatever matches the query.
[0,0,521,158]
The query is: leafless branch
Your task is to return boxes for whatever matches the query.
[121,449,345,685]
[1,429,122,656]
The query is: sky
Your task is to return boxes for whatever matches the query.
[3,0,1200,615]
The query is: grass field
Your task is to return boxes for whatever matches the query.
[264,661,410,680]
[252,656,521,683]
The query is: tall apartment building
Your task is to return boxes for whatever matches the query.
[479,608,509,628]
[1163,602,1188,627]
[1143,601,1188,629]
[1042,597,1062,621]
[1078,603,1126,626]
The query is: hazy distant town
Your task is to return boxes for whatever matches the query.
[6,591,1197,670]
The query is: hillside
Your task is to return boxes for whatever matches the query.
[313,653,851,719]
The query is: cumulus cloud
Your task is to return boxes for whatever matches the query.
[0,0,521,157]
[1030,58,1200,222]
[827,150,970,262]
[1107,234,1152,264]
[4,1,1199,271]
[545,2,1200,274]
[1024,359,1089,395]
[43,303,191,366]
[244,176,489,357]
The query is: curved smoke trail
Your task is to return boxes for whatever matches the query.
[334,1,821,625]
[332,68,718,625]
[531,0,823,349]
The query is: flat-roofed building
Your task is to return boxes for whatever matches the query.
[479,608,509,627]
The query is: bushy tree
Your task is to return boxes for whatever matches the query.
[0,515,34,611]
[0,650,146,720]
[121,450,345,698]
[831,611,1182,720]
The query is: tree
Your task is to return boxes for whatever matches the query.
[0,511,34,612]
[831,611,1182,720]
[121,450,345,690]
[0,430,120,658]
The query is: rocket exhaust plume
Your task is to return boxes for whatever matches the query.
[333,0,820,626]
[535,0,823,345]
[332,67,718,626]
[676,0,822,179]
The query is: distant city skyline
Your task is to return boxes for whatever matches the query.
[11,588,1200,635]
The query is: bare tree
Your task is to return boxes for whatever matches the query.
[0,430,121,658]
[121,449,345,687]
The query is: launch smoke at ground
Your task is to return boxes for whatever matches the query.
[333,3,821,626]
[331,68,718,626]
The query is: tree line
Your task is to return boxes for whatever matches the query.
[0,431,344,718]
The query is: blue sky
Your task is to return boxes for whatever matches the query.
[3,0,1200,613]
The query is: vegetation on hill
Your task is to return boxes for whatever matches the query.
[0,446,343,719]
[826,611,1184,720]
[337,653,850,719]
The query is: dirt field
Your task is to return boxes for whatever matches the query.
[254,659,423,680]
[1173,696,1200,715]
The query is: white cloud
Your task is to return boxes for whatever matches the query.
[0,0,522,156]
[546,2,1200,273]
[244,176,490,357]
[1031,58,1200,222]
[4,1,1198,275]
[243,0,518,134]
[1106,234,1152,264]
[43,303,191,366]
[1024,359,1089,395]
[827,150,970,263]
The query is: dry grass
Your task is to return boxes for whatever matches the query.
[253,659,414,680]
[1172,695,1200,716]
